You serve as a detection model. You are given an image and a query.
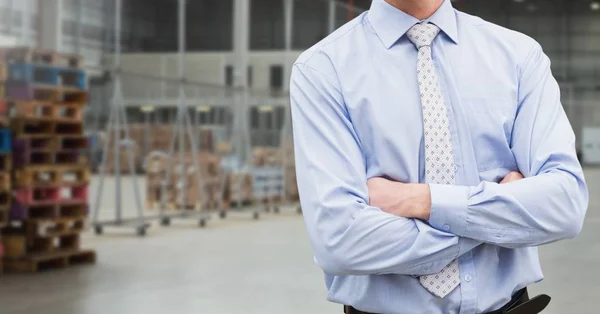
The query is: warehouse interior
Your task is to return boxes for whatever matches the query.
[0,0,598,313]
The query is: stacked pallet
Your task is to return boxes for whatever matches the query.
[145,152,222,210]
[0,47,95,273]
[0,64,10,271]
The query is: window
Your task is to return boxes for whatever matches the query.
[270,65,284,90]
[251,107,260,128]
[225,65,234,87]
[247,66,253,87]
[225,66,252,87]
[276,107,285,129]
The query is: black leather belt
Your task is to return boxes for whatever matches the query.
[343,288,551,314]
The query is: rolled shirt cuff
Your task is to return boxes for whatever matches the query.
[428,184,470,237]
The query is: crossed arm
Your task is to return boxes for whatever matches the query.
[290,45,588,277]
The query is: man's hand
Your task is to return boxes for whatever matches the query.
[367,171,525,221]
[500,171,524,184]
[367,178,431,220]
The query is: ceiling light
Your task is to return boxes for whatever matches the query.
[591,2,600,11]
[514,0,525,3]
[140,105,155,113]
[196,106,211,112]
[258,106,274,112]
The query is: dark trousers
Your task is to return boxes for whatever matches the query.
[344,288,551,314]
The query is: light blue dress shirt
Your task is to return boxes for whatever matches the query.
[289,0,589,313]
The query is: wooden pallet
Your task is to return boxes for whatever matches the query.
[55,121,84,135]
[13,185,87,206]
[57,135,88,150]
[61,87,88,104]
[54,104,84,121]
[10,118,83,136]
[54,151,88,165]
[10,202,88,221]
[11,117,55,135]
[10,204,59,220]
[3,249,96,273]
[4,47,82,68]
[16,151,54,166]
[13,165,90,188]
[13,135,57,151]
[2,232,81,259]
[0,171,10,191]
[0,153,11,171]
[9,100,85,120]
[0,190,10,207]
[25,217,86,238]
[0,208,8,227]
[6,84,88,104]
[0,116,8,128]
[8,100,56,120]
[57,203,88,218]
[7,63,86,89]
[7,84,62,102]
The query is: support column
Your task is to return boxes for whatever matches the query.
[39,0,63,50]
[231,0,252,166]
[283,0,294,92]
[75,0,83,55]
[233,0,250,88]
[328,0,336,34]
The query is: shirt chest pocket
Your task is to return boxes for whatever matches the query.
[462,98,517,171]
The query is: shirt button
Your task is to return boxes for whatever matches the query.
[454,165,459,173]
[464,275,472,282]
[443,224,450,231]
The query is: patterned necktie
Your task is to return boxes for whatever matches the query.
[406,23,460,298]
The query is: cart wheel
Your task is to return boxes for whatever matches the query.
[160,217,171,226]
[274,206,280,214]
[219,211,227,219]
[94,225,103,235]
[199,219,207,228]
[297,206,302,214]
[253,212,260,220]
[136,226,147,237]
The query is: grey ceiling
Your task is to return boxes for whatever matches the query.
[353,0,599,15]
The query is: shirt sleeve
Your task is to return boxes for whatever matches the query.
[290,60,481,277]
[428,42,589,249]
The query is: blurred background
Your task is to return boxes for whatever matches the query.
[0,0,597,314]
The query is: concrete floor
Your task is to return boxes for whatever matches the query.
[0,170,599,314]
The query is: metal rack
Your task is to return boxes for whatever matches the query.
[91,0,148,237]
[157,0,211,228]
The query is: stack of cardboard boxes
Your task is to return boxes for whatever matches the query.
[145,152,222,210]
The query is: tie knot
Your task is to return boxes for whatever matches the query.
[407,23,441,49]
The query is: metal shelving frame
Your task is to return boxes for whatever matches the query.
[91,0,149,236]
[157,0,212,228]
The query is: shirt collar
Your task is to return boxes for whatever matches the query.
[368,0,459,49]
